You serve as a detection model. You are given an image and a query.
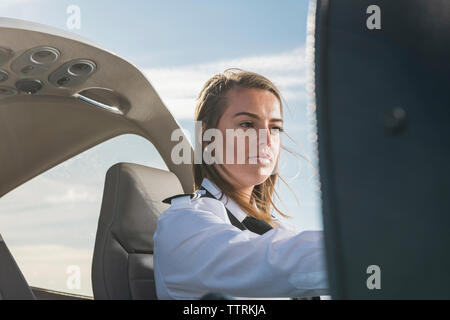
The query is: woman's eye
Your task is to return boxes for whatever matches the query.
[240,121,253,128]
[271,126,284,133]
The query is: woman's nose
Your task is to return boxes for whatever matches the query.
[258,127,271,148]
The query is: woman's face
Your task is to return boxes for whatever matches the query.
[215,87,283,190]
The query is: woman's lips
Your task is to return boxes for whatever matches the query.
[248,153,272,164]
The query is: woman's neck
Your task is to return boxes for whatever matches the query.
[235,186,254,204]
[204,175,254,203]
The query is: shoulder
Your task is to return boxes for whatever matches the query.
[154,196,248,254]
[157,195,231,232]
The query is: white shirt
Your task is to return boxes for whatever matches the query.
[153,178,329,300]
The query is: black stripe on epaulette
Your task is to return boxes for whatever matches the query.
[162,193,202,204]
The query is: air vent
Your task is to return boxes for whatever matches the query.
[30,48,59,64]
[49,59,96,88]
[68,61,95,76]
[15,79,43,94]
[11,46,60,76]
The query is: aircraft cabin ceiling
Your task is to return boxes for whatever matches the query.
[0,18,193,197]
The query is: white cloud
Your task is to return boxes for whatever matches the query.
[44,187,97,204]
[144,46,310,120]
[1,175,99,212]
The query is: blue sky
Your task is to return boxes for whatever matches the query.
[0,0,319,296]
[1,0,309,68]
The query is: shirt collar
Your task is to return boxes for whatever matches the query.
[201,178,248,223]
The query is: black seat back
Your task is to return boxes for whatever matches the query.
[91,163,184,299]
[0,233,35,300]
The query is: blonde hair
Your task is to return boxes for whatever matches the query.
[193,68,290,227]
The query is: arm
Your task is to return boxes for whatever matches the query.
[153,206,329,299]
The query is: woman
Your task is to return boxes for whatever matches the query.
[153,68,329,299]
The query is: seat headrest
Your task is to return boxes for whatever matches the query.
[97,162,184,253]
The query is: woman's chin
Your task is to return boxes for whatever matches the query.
[240,169,273,186]
[221,163,274,187]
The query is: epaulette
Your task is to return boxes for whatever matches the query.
[162,190,206,204]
